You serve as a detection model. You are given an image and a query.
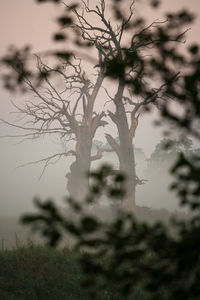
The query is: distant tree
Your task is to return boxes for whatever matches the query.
[134,146,147,166]
[92,140,104,151]
[147,137,194,173]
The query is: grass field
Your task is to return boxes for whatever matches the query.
[0,245,91,300]
[0,207,188,299]
[0,217,42,250]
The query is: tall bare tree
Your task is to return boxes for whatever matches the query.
[1,0,190,210]
[61,0,181,210]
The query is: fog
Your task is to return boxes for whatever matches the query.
[0,106,182,219]
[0,84,180,218]
[1,0,200,221]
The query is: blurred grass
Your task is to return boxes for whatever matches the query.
[0,207,188,300]
[0,245,90,300]
[0,244,151,300]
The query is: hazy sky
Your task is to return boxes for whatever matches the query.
[0,0,200,217]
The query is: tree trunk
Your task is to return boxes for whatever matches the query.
[115,80,136,211]
[119,144,136,212]
[118,120,136,211]
[67,125,92,201]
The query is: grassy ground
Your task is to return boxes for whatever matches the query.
[0,244,151,300]
[0,217,42,250]
[0,206,185,300]
[0,245,90,300]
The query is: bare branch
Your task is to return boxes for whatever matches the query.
[105,133,121,159]
[91,146,113,161]
[17,150,75,180]
[129,113,139,142]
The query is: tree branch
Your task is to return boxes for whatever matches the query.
[105,133,121,159]
[17,150,75,180]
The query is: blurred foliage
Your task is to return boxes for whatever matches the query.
[21,161,200,300]
[1,0,200,298]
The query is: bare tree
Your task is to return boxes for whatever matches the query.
[1,0,189,210]
[62,0,180,210]
[1,54,108,201]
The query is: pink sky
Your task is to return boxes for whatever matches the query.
[0,0,200,54]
